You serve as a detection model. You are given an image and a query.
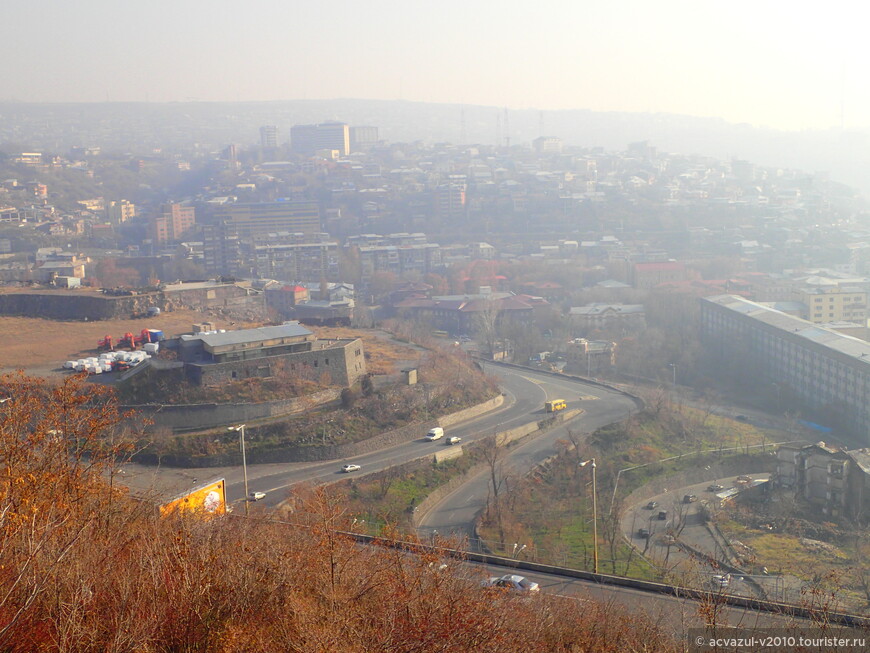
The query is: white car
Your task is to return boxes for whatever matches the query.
[482,574,540,593]
[247,491,266,501]
[711,574,730,589]
[446,436,462,445]
[342,464,361,473]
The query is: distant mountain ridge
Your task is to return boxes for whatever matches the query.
[1,99,867,195]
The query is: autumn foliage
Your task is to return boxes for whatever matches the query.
[0,373,678,652]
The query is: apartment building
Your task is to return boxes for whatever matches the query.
[202,221,242,275]
[250,233,339,282]
[775,442,870,520]
[569,303,646,333]
[106,199,135,224]
[799,286,867,325]
[701,294,870,441]
[150,203,195,245]
[259,125,278,149]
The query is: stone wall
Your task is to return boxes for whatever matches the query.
[0,291,146,320]
[123,388,342,433]
[189,338,366,387]
[0,286,263,321]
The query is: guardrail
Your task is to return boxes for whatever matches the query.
[319,524,870,628]
[477,358,645,411]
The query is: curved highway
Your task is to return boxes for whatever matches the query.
[416,362,636,543]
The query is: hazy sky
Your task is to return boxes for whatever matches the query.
[5,0,866,131]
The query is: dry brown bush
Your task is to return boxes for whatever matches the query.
[0,374,679,652]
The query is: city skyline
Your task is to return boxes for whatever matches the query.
[4,0,866,133]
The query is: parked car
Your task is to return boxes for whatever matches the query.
[735,414,749,422]
[657,510,668,520]
[707,484,724,492]
[482,574,540,593]
[342,464,361,473]
[637,528,650,538]
[645,501,658,510]
[736,475,753,484]
[683,494,698,503]
[425,427,445,441]
[711,574,730,589]
[446,436,462,445]
[247,491,266,501]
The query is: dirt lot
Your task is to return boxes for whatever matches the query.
[0,317,422,380]
[0,311,241,378]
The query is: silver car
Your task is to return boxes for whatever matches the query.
[482,574,540,593]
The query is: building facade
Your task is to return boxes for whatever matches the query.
[174,322,366,387]
[150,203,195,245]
[290,122,350,156]
[701,294,870,442]
[213,201,321,239]
[775,442,870,520]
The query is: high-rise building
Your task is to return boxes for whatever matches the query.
[260,125,278,149]
[149,203,195,245]
[435,182,466,220]
[290,122,350,156]
[202,221,241,275]
[350,125,378,150]
[213,201,321,239]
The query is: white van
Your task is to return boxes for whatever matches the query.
[425,427,444,441]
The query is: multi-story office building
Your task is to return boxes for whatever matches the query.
[701,294,870,441]
[213,201,321,239]
[290,122,350,156]
[149,203,195,245]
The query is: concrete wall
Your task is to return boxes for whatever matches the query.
[135,393,505,468]
[621,456,774,510]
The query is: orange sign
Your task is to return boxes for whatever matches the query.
[159,478,226,517]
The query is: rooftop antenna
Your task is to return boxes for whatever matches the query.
[504,107,510,148]
[495,112,501,148]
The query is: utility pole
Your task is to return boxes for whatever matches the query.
[228,424,249,516]
[579,459,598,573]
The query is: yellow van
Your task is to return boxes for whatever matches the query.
[544,399,567,412]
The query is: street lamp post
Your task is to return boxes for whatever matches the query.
[669,363,677,388]
[579,458,598,574]
[228,424,249,516]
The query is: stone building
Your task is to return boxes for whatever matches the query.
[173,322,366,387]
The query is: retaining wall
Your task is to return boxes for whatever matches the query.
[621,456,774,510]
[123,388,342,432]
[135,393,505,468]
